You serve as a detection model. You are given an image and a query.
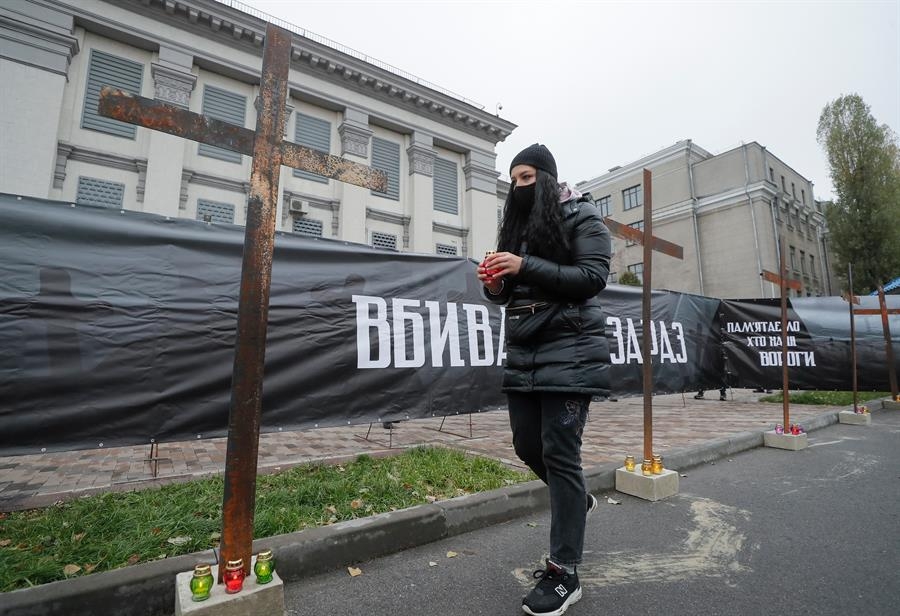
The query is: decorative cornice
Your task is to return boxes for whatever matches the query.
[578,140,713,192]
[54,142,147,202]
[366,206,410,227]
[463,161,499,194]
[151,62,197,108]
[407,143,435,177]
[432,221,468,238]
[185,169,250,195]
[108,0,516,144]
[0,10,80,76]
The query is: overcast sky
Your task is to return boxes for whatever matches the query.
[244,0,899,200]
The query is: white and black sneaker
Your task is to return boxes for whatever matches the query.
[522,560,582,616]
[586,493,598,519]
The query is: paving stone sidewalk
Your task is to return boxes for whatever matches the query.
[0,389,837,511]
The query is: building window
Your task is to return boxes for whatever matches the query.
[197,199,235,224]
[435,242,457,256]
[596,195,611,217]
[769,167,775,182]
[293,113,331,183]
[609,271,618,284]
[627,262,644,283]
[198,85,246,163]
[372,231,398,250]
[801,189,806,205]
[81,49,144,138]
[626,220,643,247]
[800,250,807,274]
[433,158,459,214]
[810,255,816,279]
[791,182,796,198]
[789,246,797,271]
[781,175,786,192]
[293,217,324,237]
[623,184,643,210]
[371,137,400,200]
[76,176,125,208]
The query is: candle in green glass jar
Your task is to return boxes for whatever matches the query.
[254,549,275,584]
[189,564,214,601]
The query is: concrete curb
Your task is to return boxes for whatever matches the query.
[0,403,870,616]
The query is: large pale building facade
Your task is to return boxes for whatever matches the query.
[1,0,515,259]
[573,140,836,299]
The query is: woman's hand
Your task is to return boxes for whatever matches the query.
[484,251,523,277]
[477,251,523,294]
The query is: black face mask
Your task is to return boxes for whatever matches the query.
[512,183,535,208]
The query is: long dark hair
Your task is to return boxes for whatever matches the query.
[497,170,570,263]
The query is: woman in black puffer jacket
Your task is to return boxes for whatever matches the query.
[478,144,611,616]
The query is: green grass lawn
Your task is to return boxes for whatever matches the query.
[0,447,533,592]
[758,390,890,406]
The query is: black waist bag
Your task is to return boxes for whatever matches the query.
[505,302,558,344]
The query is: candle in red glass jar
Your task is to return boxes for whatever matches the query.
[223,559,245,594]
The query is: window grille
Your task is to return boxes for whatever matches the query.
[198,85,246,163]
[81,49,143,138]
[197,199,235,224]
[433,158,459,214]
[293,113,331,182]
[371,137,400,200]
[293,217,324,237]
[76,176,125,208]
[372,231,398,250]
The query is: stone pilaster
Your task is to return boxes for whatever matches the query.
[407,132,435,177]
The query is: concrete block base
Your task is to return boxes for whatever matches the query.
[615,467,679,502]
[764,430,808,451]
[175,561,285,616]
[883,399,900,411]
[839,410,871,425]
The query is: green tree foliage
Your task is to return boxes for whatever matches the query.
[817,94,900,293]
[618,271,642,286]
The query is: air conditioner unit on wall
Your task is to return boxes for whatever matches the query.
[289,199,308,215]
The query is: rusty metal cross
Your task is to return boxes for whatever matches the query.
[613,169,685,462]
[760,238,803,432]
[98,23,386,581]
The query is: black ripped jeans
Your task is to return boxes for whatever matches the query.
[508,391,591,568]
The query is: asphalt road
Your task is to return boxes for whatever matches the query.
[284,411,900,616]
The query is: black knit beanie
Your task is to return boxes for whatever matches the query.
[510,143,557,180]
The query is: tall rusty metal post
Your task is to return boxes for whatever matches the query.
[641,169,654,462]
[217,23,291,581]
[848,264,858,413]
[779,236,790,430]
[877,285,899,400]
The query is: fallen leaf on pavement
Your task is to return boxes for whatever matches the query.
[348,566,362,577]
[63,564,81,576]
[0,539,11,547]
[446,551,458,558]
[607,497,621,505]
[84,563,97,573]
[166,536,191,546]
[680,474,688,478]
[425,495,437,503]
[326,505,338,514]
[350,499,363,510]
[127,554,141,565]
[526,522,538,528]
[429,561,438,567]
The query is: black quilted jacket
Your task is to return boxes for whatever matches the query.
[484,195,612,395]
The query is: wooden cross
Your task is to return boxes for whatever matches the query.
[98,24,386,581]
[759,237,803,432]
[611,169,685,463]
[853,283,899,400]
[841,264,861,412]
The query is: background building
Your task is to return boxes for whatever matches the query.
[1,0,515,259]
[574,140,836,299]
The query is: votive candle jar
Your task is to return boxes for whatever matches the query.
[223,559,245,594]
[189,564,214,602]
[624,455,636,472]
[254,549,274,584]
[651,455,664,475]
[641,459,653,476]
